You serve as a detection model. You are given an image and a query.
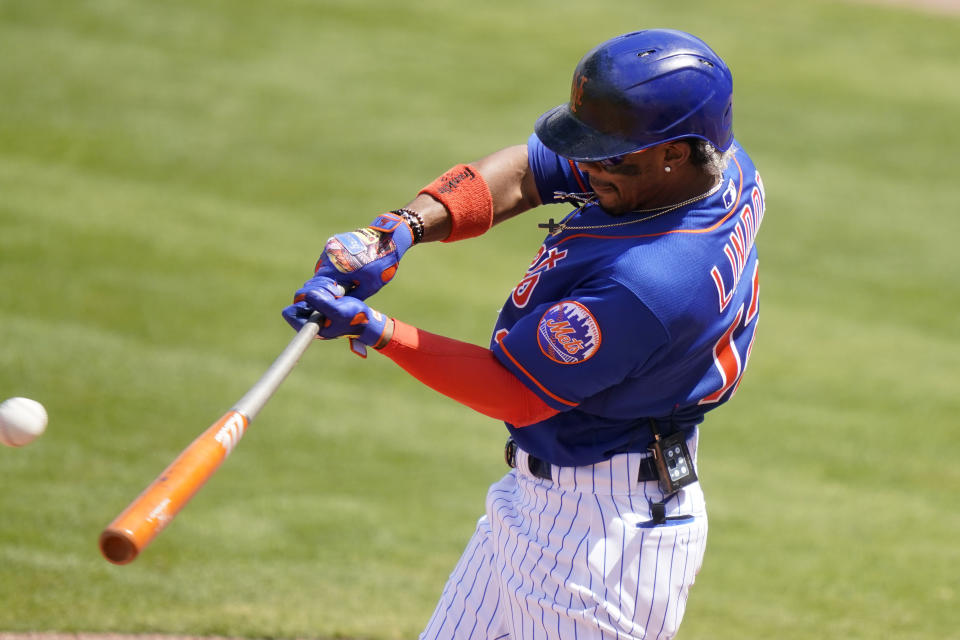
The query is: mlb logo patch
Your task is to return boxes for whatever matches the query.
[722,178,737,210]
[537,301,601,364]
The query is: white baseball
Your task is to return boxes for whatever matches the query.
[0,397,48,447]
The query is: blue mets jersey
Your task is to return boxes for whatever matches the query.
[489,134,765,467]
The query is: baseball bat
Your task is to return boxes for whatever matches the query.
[99,313,323,565]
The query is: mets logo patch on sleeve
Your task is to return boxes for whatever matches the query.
[537,301,601,364]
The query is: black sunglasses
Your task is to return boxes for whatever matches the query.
[595,148,647,168]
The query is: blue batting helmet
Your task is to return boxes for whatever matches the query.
[535,30,734,161]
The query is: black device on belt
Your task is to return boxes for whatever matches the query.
[647,419,698,495]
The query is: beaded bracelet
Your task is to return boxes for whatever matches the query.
[392,208,425,244]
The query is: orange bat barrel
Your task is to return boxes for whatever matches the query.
[99,312,323,565]
[99,410,249,564]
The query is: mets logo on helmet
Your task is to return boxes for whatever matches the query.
[572,74,589,113]
[537,301,601,364]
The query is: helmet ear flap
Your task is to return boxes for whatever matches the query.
[535,29,734,162]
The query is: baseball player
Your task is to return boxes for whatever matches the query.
[284,29,764,640]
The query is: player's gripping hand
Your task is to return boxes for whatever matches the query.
[313,212,415,300]
[282,275,392,357]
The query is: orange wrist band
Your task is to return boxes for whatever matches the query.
[419,164,494,242]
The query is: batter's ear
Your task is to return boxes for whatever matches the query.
[662,141,693,166]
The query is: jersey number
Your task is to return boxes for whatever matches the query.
[699,261,759,405]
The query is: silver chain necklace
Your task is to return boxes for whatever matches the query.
[538,180,722,236]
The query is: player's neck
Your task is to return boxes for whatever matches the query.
[645,167,719,210]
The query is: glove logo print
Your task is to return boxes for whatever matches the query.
[324,229,394,274]
[537,301,601,364]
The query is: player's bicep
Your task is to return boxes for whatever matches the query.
[526,133,588,205]
[472,145,542,224]
[492,283,668,410]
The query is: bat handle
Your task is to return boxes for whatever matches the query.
[234,287,341,417]
[232,311,322,419]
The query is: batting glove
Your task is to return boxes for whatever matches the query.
[312,212,414,301]
[282,275,391,357]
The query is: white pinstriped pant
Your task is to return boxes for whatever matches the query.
[420,433,708,640]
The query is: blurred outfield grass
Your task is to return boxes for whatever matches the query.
[1,1,958,639]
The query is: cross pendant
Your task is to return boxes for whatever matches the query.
[538,218,563,235]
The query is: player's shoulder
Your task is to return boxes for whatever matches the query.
[729,139,755,163]
[728,141,762,189]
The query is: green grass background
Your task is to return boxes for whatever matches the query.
[1,1,958,638]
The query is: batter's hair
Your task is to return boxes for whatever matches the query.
[686,138,734,177]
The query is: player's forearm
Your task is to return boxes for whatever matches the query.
[402,145,542,244]
[376,319,558,427]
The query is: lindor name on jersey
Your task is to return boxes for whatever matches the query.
[711,172,765,313]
